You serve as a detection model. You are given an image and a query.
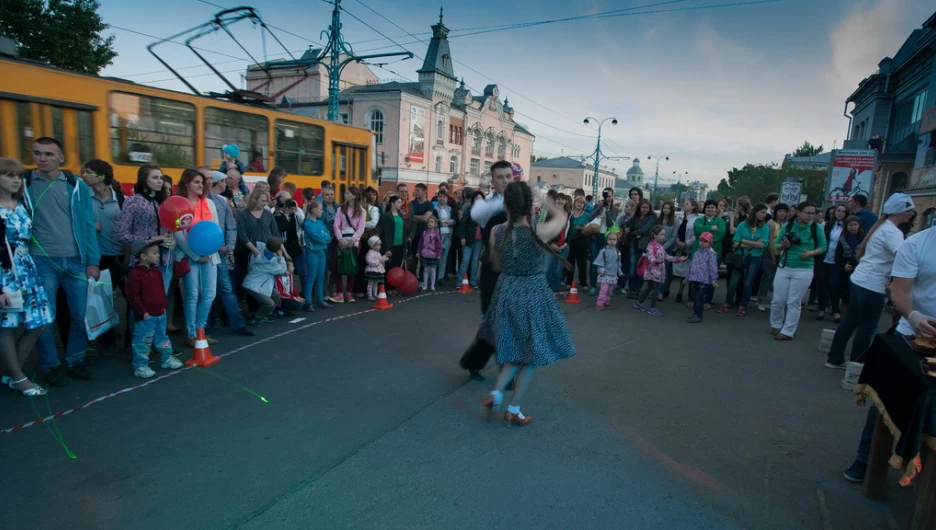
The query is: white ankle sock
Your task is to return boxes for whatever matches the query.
[507,404,524,419]
[489,390,503,405]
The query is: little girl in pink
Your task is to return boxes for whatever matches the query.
[364,235,391,301]
[417,217,443,291]
[635,225,687,317]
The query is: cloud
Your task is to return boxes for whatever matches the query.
[825,0,907,97]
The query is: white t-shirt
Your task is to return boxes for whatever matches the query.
[849,220,904,294]
[891,227,936,336]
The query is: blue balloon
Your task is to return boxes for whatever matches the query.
[188,221,223,256]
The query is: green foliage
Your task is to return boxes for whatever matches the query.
[531,155,549,163]
[792,141,824,157]
[0,0,117,74]
[715,163,826,204]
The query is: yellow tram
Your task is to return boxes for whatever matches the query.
[0,56,375,198]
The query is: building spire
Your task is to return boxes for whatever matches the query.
[439,7,443,25]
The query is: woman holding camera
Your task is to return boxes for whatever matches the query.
[770,201,826,341]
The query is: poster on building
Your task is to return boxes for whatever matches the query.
[779,181,802,205]
[826,150,876,202]
[408,106,426,164]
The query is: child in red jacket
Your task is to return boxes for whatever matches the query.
[275,259,306,315]
[126,240,182,378]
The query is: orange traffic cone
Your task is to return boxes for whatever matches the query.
[372,284,394,310]
[457,274,473,294]
[184,328,222,367]
[565,281,582,304]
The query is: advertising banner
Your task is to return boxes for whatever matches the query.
[826,150,876,202]
[780,181,802,205]
[408,106,426,164]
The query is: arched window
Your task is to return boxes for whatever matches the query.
[435,156,442,173]
[890,172,909,195]
[436,117,444,139]
[537,175,541,182]
[922,208,936,231]
[449,155,458,173]
[498,137,506,158]
[485,132,495,156]
[473,130,482,153]
[369,109,384,145]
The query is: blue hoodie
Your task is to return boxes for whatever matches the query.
[23,170,100,267]
[303,216,332,252]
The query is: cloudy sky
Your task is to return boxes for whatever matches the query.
[98,0,935,187]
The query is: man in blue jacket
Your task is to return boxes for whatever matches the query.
[848,195,878,233]
[24,137,100,386]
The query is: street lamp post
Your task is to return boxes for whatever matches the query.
[672,171,688,202]
[583,117,629,200]
[647,155,670,205]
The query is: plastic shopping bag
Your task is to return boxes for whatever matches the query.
[85,269,120,340]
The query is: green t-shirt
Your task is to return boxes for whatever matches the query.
[393,214,404,246]
[775,220,827,269]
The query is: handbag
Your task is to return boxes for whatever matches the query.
[724,250,748,270]
[85,269,120,340]
[173,257,191,279]
[672,255,690,278]
[0,238,23,312]
[337,246,358,275]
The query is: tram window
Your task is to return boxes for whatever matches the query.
[274,119,324,176]
[109,93,195,167]
[76,111,94,164]
[52,107,64,149]
[16,102,35,161]
[357,148,366,183]
[204,107,269,172]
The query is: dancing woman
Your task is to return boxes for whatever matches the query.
[479,181,575,426]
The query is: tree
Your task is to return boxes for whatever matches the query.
[715,163,826,204]
[792,141,824,157]
[531,155,548,163]
[0,0,117,74]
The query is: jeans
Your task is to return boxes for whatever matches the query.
[856,405,878,464]
[757,254,777,305]
[628,247,643,294]
[588,234,604,290]
[439,233,452,279]
[816,262,841,313]
[293,253,306,293]
[183,260,218,339]
[214,257,246,331]
[724,256,761,309]
[248,289,281,319]
[769,267,813,337]
[545,245,570,293]
[663,260,673,296]
[131,314,173,369]
[34,256,88,371]
[458,240,483,287]
[637,280,659,308]
[826,281,887,365]
[303,249,327,306]
[690,281,708,319]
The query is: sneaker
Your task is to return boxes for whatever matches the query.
[319,301,334,309]
[687,315,702,324]
[367,296,376,301]
[161,357,183,370]
[249,317,263,327]
[327,296,343,304]
[633,302,645,311]
[596,305,606,311]
[261,316,276,323]
[43,364,69,387]
[588,288,597,296]
[825,362,847,370]
[134,366,156,379]
[236,327,257,337]
[345,295,356,303]
[715,305,729,314]
[620,288,628,295]
[67,361,95,381]
[645,308,663,317]
[843,460,866,483]
[736,307,746,317]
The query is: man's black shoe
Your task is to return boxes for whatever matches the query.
[236,327,257,337]
[843,460,866,483]
[67,362,96,381]
[43,364,69,387]
[469,369,485,381]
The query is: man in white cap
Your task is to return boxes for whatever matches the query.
[842,220,935,484]
[826,193,916,370]
[205,169,255,338]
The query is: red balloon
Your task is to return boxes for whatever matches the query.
[399,272,419,296]
[386,267,405,287]
[159,196,195,232]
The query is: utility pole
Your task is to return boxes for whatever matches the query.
[647,155,670,205]
[316,0,413,121]
[673,171,688,202]
[583,116,629,199]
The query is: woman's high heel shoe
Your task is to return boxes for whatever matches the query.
[504,410,532,427]
[481,394,502,421]
[7,377,47,397]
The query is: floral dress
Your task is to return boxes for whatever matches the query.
[0,203,53,329]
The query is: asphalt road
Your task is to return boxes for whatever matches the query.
[0,287,911,529]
